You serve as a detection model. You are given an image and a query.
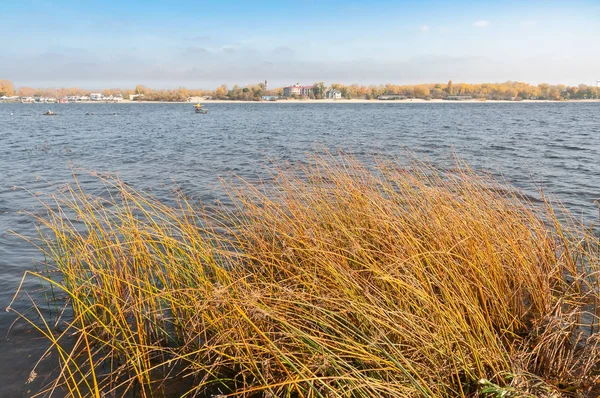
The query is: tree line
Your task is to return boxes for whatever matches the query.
[2,79,600,101]
[318,81,600,101]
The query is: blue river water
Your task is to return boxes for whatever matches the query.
[0,102,599,396]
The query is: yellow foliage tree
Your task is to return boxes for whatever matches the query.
[0,80,15,96]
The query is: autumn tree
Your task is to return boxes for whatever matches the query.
[413,85,430,98]
[135,85,149,95]
[446,80,454,95]
[548,87,561,100]
[430,88,444,99]
[121,89,133,100]
[312,82,326,99]
[214,84,228,99]
[0,80,15,96]
[44,88,57,98]
[17,86,35,97]
[537,83,549,99]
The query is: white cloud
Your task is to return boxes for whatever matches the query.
[473,20,490,28]
[420,25,430,32]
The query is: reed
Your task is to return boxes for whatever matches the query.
[9,153,600,397]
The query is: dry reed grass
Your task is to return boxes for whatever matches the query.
[9,153,600,397]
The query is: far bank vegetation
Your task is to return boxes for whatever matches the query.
[2,79,600,101]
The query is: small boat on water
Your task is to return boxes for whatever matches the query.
[43,110,56,116]
[194,104,207,114]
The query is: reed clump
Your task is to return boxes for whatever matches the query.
[10,154,600,397]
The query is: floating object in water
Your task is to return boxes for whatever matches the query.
[43,110,56,116]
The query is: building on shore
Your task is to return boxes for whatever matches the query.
[283,83,313,97]
[1,96,21,102]
[324,89,342,99]
[90,93,104,101]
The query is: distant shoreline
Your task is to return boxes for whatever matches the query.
[4,98,600,105]
[192,98,600,104]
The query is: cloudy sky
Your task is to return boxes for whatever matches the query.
[2,0,599,89]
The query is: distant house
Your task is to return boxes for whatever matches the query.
[324,89,342,99]
[445,95,472,100]
[90,93,103,101]
[378,94,407,100]
[283,83,313,97]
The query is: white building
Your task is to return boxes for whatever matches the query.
[324,89,342,99]
[90,93,103,101]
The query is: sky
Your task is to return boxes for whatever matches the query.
[1,0,599,89]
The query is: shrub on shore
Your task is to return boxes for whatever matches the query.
[10,154,600,397]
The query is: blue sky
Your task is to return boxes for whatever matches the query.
[1,0,599,89]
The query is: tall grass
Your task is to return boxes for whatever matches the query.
[9,153,600,397]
